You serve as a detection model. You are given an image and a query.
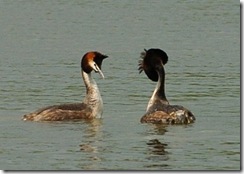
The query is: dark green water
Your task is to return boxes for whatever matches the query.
[0,0,240,170]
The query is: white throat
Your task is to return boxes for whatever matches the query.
[82,71,103,118]
[146,76,161,112]
[146,72,169,112]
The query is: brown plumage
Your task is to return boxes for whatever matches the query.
[138,48,195,124]
[22,51,108,122]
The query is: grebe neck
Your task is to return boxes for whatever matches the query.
[82,70,103,118]
[146,66,169,111]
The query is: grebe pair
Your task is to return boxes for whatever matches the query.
[22,49,195,124]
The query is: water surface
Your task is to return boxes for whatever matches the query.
[0,0,240,170]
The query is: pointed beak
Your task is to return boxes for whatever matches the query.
[93,63,105,79]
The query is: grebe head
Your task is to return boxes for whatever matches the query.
[138,48,168,81]
[81,51,108,78]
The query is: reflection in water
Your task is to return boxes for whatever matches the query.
[147,139,168,156]
[144,125,170,169]
[141,123,168,136]
[78,119,104,170]
[83,119,103,139]
[79,144,97,152]
[145,139,170,169]
[152,124,168,135]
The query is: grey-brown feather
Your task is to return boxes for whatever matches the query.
[22,103,93,121]
[141,104,195,124]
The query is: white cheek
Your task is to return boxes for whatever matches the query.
[88,61,96,70]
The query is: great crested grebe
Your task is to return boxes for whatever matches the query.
[138,48,195,124]
[22,51,108,121]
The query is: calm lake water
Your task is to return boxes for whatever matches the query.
[0,0,240,171]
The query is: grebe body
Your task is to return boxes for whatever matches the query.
[22,51,108,121]
[138,48,195,124]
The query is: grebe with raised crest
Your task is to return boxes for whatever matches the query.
[22,51,108,121]
[138,48,195,124]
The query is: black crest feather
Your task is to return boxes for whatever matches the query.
[138,48,168,81]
